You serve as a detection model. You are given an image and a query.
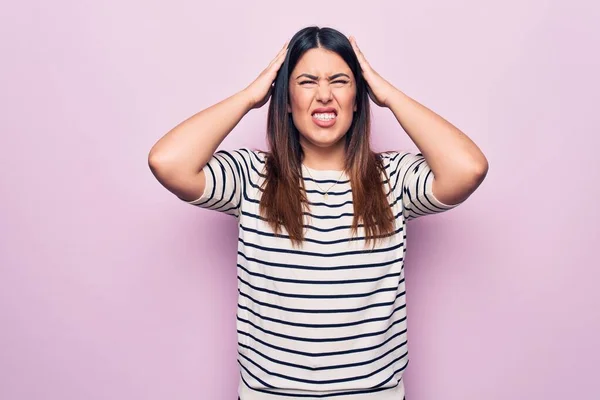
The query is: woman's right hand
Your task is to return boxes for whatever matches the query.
[243,41,289,110]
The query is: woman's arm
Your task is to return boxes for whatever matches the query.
[148,91,254,202]
[349,36,488,205]
[385,90,488,205]
[148,42,289,202]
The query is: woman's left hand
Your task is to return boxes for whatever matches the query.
[349,36,396,108]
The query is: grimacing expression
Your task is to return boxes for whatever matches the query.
[287,47,357,148]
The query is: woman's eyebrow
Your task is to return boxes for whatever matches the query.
[296,73,351,80]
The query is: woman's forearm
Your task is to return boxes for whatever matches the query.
[386,89,488,204]
[148,90,253,177]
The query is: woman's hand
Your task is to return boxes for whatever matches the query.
[349,36,396,108]
[243,41,289,110]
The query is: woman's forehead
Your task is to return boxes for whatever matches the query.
[292,48,352,76]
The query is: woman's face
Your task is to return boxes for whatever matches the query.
[288,47,357,151]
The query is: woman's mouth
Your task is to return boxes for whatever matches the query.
[312,112,337,128]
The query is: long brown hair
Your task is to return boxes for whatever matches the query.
[259,26,395,249]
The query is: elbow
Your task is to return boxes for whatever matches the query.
[148,148,161,169]
[148,147,175,178]
[458,158,488,196]
[456,156,489,190]
[450,155,489,185]
[148,148,162,174]
[472,156,489,184]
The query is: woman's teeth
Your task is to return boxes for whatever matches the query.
[313,113,336,121]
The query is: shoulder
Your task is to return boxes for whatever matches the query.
[229,147,267,179]
[247,147,268,161]
[377,149,424,165]
[243,147,268,170]
[377,149,417,159]
[218,147,267,165]
[377,150,407,168]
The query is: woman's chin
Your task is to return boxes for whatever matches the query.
[300,131,347,148]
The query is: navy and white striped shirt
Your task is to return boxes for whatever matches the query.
[186,148,458,399]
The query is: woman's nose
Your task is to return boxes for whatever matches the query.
[316,83,333,102]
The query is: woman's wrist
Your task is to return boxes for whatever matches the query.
[238,88,259,112]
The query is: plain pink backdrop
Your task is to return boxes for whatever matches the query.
[1,1,599,399]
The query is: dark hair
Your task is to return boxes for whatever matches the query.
[259,26,395,248]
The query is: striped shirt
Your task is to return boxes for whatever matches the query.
[186,148,458,399]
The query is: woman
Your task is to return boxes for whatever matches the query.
[149,26,488,400]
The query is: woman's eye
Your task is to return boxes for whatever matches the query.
[299,80,349,85]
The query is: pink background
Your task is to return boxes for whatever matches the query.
[1,1,599,399]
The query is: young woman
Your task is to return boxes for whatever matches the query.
[149,26,488,400]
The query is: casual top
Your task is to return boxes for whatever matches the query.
[185,147,459,400]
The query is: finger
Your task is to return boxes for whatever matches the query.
[277,40,289,57]
[349,36,363,59]
[278,43,289,59]
[264,51,287,82]
[267,52,286,74]
[349,36,359,51]
[268,41,289,67]
[272,45,288,68]
[350,37,365,61]
[350,37,370,70]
